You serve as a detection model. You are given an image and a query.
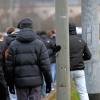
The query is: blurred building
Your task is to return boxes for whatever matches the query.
[0,0,100,32]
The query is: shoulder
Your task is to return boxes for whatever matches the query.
[79,38,87,45]
[74,35,85,43]
[33,39,47,52]
[33,39,44,46]
[8,39,19,49]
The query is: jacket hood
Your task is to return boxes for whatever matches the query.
[16,28,37,43]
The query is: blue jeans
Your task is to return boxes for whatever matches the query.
[41,63,56,95]
[51,63,56,84]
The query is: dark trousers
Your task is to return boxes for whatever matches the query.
[16,87,41,100]
[0,82,8,100]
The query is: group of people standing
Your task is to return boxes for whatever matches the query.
[0,18,59,100]
[0,17,92,100]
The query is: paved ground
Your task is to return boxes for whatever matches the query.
[41,90,56,100]
[41,97,48,100]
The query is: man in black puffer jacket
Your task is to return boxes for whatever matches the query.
[6,18,52,100]
[69,24,91,100]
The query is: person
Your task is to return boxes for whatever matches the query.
[5,18,52,100]
[0,32,8,100]
[37,31,50,97]
[3,27,20,49]
[37,31,61,97]
[47,30,56,90]
[38,31,60,91]
[69,24,91,100]
[3,27,20,100]
[3,27,16,63]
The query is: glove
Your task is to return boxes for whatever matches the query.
[46,83,51,93]
[9,85,15,94]
[53,45,61,53]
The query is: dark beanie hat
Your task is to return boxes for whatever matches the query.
[69,23,77,35]
[17,18,33,29]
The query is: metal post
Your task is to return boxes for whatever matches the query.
[55,0,70,100]
[81,0,100,99]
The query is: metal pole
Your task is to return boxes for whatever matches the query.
[81,0,100,99]
[55,0,70,100]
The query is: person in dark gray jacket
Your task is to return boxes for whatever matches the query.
[5,18,52,100]
[0,32,8,100]
[69,24,91,100]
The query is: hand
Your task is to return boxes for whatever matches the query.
[9,85,15,94]
[53,45,61,53]
[46,83,51,93]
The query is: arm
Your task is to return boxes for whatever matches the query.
[39,43,52,84]
[83,43,92,61]
[5,45,15,86]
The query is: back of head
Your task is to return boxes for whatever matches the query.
[17,18,33,29]
[69,23,77,35]
[37,31,47,40]
[39,31,47,36]
[6,27,15,35]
